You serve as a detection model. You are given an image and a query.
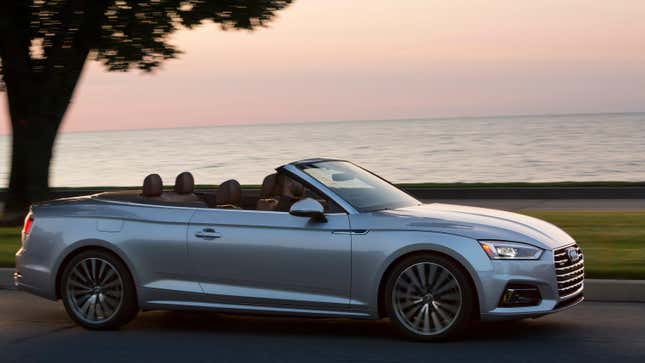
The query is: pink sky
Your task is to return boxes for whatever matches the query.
[2,0,645,133]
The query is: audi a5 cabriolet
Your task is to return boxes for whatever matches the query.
[14,158,584,341]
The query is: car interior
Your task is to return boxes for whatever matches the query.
[96,171,342,213]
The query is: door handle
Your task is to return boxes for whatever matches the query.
[195,228,221,240]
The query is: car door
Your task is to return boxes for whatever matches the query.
[187,208,351,310]
[114,204,203,300]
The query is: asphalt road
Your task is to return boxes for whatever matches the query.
[1,291,644,363]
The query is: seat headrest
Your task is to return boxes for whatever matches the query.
[142,174,163,197]
[216,179,242,206]
[279,175,304,199]
[260,173,278,198]
[174,172,195,195]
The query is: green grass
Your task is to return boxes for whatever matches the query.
[0,227,21,268]
[398,181,645,189]
[521,211,645,280]
[2,211,644,279]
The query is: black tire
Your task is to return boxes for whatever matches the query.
[60,249,138,330]
[384,253,475,341]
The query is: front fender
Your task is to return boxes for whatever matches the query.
[349,230,493,316]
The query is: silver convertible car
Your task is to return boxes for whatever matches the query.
[14,159,584,341]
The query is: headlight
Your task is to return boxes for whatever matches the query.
[478,240,543,260]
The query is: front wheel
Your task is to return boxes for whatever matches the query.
[60,249,138,330]
[385,254,475,341]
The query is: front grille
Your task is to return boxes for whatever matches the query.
[554,244,584,300]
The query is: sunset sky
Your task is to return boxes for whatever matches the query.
[1,0,645,133]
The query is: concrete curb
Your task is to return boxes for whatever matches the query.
[1,267,644,302]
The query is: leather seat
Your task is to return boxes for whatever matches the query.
[256,173,306,211]
[281,176,304,199]
[256,174,280,211]
[175,172,196,194]
[161,172,206,206]
[276,175,304,211]
[142,174,163,197]
[215,179,242,209]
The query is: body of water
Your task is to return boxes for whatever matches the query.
[1,113,644,187]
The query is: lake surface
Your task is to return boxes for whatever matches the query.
[1,113,644,187]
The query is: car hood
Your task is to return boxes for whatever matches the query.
[378,203,574,250]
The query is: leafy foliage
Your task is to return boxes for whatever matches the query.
[0,0,292,77]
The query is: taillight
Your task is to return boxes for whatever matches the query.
[22,212,34,237]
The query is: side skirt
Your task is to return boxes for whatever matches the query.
[143,300,374,319]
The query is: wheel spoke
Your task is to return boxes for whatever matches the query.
[90,259,97,283]
[404,269,423,292]
[73,290,92,299]
[101,292,120,309]
[76,293,93,306]
[95,299,105,320]
[99,294,114,315]
[432,269,450,294]
[427,264,437,288]
[437,291,460,302]
[411,304,427,329]
[101,269,116,285]
[435,300,459,315]
[79,294,94,315]
[422,305,430,332]
[431,311,442,331]
[434,302,452,321]
[97,260,106,283]
[69,279,92,291]
[72,269,91,285]
[399,299,422,311]
[434,279,457,296]
[88,297,97,320]
[416,264,427,289]
[80,260,94,284]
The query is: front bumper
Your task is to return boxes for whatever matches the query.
[477,248,584,321]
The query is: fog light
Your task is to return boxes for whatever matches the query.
[499,284,541,307]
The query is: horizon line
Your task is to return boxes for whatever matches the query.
[1,110,644,136]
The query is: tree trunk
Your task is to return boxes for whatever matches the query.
[1,60,88,223]
[0,2,107,223]
[1,55,89,224]
[3,115,62,220]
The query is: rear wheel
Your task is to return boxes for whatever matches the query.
[385,254,475,341]
[60,249,138,329]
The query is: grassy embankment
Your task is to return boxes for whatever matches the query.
[1,211,644,279]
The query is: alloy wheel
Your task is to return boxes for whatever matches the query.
[392,262,463,335]
[65,257,124,324]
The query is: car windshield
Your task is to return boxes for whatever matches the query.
[297,161,420,212]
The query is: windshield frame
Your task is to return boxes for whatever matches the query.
[292,160,421,213]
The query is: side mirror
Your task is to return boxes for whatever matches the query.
[289,198,327,222]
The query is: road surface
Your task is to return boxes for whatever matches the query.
[1,290,643,363]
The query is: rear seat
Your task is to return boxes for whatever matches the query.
[142,173,163,199]
[141,172,207,207]
[214,179,242,209]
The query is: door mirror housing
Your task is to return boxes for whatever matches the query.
[289,198,327,222]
